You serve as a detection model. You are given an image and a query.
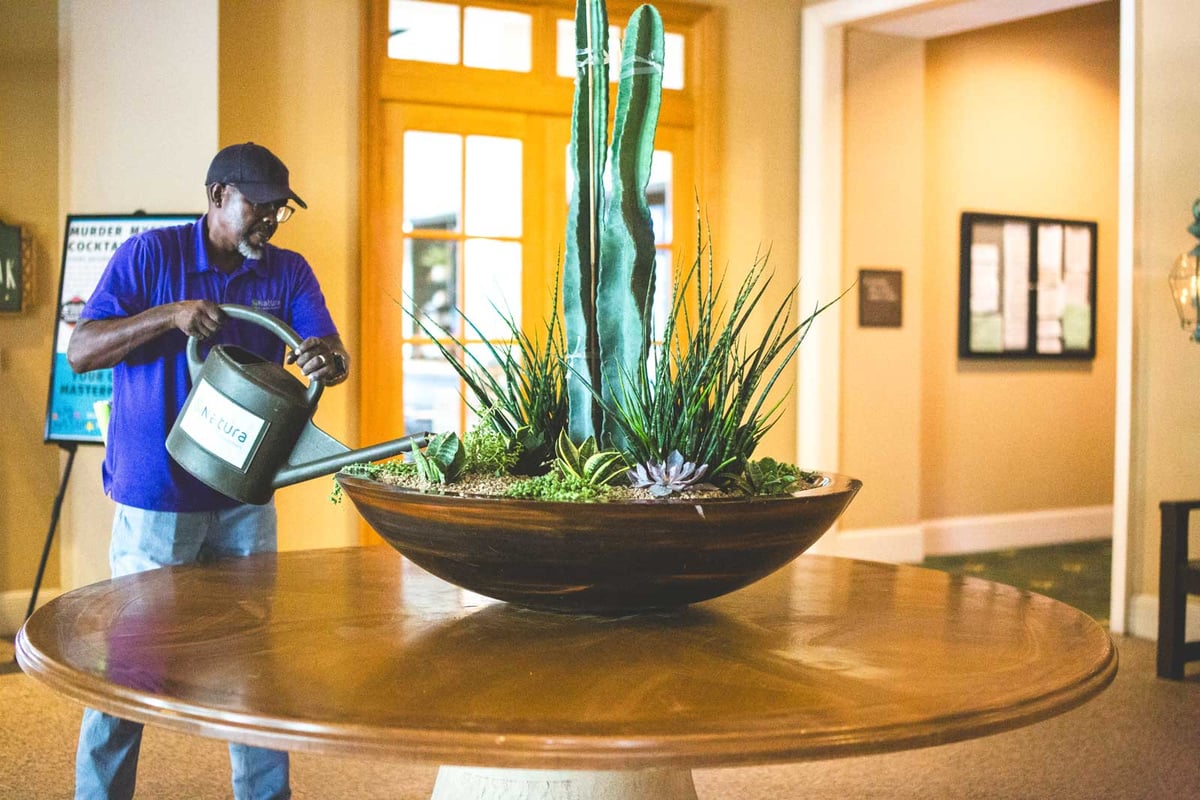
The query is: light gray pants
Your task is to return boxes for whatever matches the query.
[75,502,289,800]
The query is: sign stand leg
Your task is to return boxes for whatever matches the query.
[23,443,77,626]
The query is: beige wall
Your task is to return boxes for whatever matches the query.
[218,0,364,552]
[841,30,925,530]
[920,3,1119,518]
[0,1,61,619]
[689,0,805,463]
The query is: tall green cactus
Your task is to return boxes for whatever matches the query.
[563,0,664,447]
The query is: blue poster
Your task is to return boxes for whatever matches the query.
[44,214,198,445]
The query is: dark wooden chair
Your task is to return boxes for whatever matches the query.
[1158,500,1200,679]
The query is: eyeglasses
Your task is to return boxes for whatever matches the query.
[226,185,295,224]
[264,204,295,224]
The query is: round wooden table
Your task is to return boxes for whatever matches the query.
[17,547,1116,799]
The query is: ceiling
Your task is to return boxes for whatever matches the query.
[853,0,1108,39]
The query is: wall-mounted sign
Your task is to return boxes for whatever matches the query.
[858,268,903,328]
[0,221,27,313]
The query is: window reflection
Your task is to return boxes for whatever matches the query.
[403,238,459,340]
[464,7,532,72]
[388,0,459,64]
[464,239,522,340]
[404,131,462,232]
[465,136,522,237]
[403,343,463,434]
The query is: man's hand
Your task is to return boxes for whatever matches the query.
[288,335,350,385]
[172,300,225,340]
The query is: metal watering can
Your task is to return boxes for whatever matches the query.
[166,304,428,505]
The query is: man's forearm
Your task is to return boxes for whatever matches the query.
[66,306,180,373]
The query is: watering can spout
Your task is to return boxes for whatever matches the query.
[272,422,432,490]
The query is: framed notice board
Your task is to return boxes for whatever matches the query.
[958,211,1097,360]
[44,213,198,444]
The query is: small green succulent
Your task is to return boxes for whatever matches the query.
[411,431,466,485]
[503,470,612,502]
[554,430,628,487]
[731,457,817,497]
[628,451,710,498]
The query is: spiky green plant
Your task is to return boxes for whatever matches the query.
[598,237,843,485]
[554,430,628,486]
[404,288,567,475]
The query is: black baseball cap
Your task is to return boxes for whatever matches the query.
[205,142,307,209]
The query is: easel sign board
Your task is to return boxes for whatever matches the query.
[44,214,198,444]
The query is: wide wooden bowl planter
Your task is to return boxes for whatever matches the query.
[336,472,861,615]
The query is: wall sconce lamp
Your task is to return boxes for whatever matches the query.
[1168,199,1200,341]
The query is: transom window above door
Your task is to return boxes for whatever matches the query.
[387,0,685,89]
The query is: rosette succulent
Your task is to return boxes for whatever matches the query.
[628,451,710,497]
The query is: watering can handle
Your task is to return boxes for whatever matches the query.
[185,304,323,408]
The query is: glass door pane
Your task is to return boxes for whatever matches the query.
[388,0,459,63]
[386,108,529,436]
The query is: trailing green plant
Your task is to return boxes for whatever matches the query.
[503,470,613,503]
[330,460,416,503]
[563,0,664,450]
[462,418,521,476]
[628,450,712,498]
[554,430,628,487]
[410,431,466,485]
[404,285,567,475]
[599,238,842,485]
[731,457,819,497]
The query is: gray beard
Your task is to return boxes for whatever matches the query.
[237,240,264,261]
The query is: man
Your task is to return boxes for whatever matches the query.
[66,142,349,800]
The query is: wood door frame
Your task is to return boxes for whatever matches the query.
[358,0,721,543]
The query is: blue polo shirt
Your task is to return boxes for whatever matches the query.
[81,215,338,511]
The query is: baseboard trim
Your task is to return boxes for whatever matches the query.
[826,524,924,563]
[835,505,1113,564]
[1,588,59,638]
[922,505,1112,556]
[1128,592,1200,642]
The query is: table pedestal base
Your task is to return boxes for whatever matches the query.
[431,766,699,800]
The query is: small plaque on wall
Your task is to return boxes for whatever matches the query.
[858,269,903,328]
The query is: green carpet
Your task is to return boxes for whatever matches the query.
[922,539,1111,623]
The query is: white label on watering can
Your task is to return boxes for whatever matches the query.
[178,379,267,471]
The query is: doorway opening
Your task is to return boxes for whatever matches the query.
[798,0,1132,632]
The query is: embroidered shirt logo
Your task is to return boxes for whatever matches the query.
[250,299,283,313]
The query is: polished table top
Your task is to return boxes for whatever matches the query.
[16,547,1116,770]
